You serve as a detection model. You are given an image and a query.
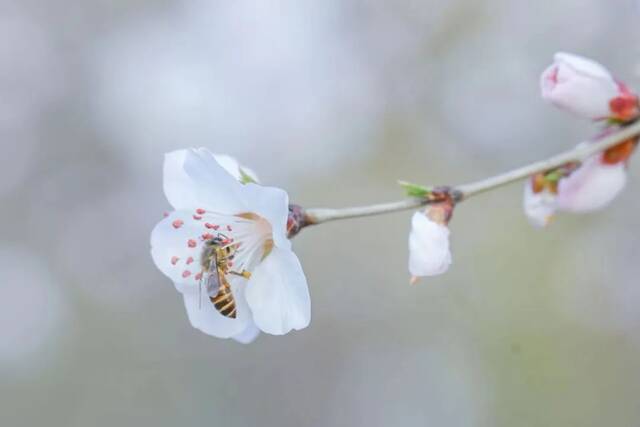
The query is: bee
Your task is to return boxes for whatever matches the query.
[200,234,250,318]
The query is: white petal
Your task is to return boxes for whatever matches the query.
[150,210,209,293]
[245,247,310,335]
[213,154,260,183]
[181,277,251,338]
[181,148,248,213]
[408,212,452,277]
[232,322,261,344]
[557,156,627,213]
[163,150,201,211]
[555,52,613,80]
[523,183,557,228]
[242,183,291,250]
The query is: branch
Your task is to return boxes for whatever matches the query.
[303,120,640,225]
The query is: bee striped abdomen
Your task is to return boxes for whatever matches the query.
[210,279,237,318]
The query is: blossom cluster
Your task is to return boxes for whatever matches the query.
[150,52,639,343]
[525,52,639,227]
[407,52,639,283]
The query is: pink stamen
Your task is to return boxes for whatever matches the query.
[194,272,202,281]
[172,219,184,229]
[202,233,214,240]
[186,257,194,265]
[187,239,197,248]
[182,270,191,278]
[196,208,206,215]
[171,256,180,265]
[193,215,202,220]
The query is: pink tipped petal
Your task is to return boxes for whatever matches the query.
[245,247,310,335]
[557,157,627,213]
[541,52,620,120]
[540,64,559,95]
[408,212,452,278]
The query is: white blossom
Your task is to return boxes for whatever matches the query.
[151,148,310,343]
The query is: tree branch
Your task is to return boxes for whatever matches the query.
[303,120,640,225]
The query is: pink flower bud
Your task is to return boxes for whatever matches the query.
[541,52,637,120]
[556,155,627,213]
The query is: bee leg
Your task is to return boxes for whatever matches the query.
[229,270,252,280]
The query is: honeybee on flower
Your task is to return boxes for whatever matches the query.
[150,149,311,343]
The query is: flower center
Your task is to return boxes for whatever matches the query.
[198,210,273,276]
[165,208,275,288]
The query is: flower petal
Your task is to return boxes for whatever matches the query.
[241,183,291,250]
[245,247,310,335]
[181,277,251,339]
[163,150,201,211]
[164,148,248,212]
[557,156,627,213]
[554,52,612,80]
[213,154,260,183]
[408,212,452,277]
[181,148,248,213]
[150,210,209,293]
[523,183,557,228]
[232,321,261,344]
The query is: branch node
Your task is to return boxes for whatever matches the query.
[287,204,311,238]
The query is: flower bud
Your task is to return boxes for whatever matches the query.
[556,155,627,213]
[523,175,557,228]
[408,203,452,282]
[541,52,638,121]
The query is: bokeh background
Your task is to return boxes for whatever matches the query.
[3,1,640,426]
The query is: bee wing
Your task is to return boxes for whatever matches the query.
[204,250,221,296]
[204,269,220,297]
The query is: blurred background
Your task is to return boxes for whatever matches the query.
[2,0,640,426]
